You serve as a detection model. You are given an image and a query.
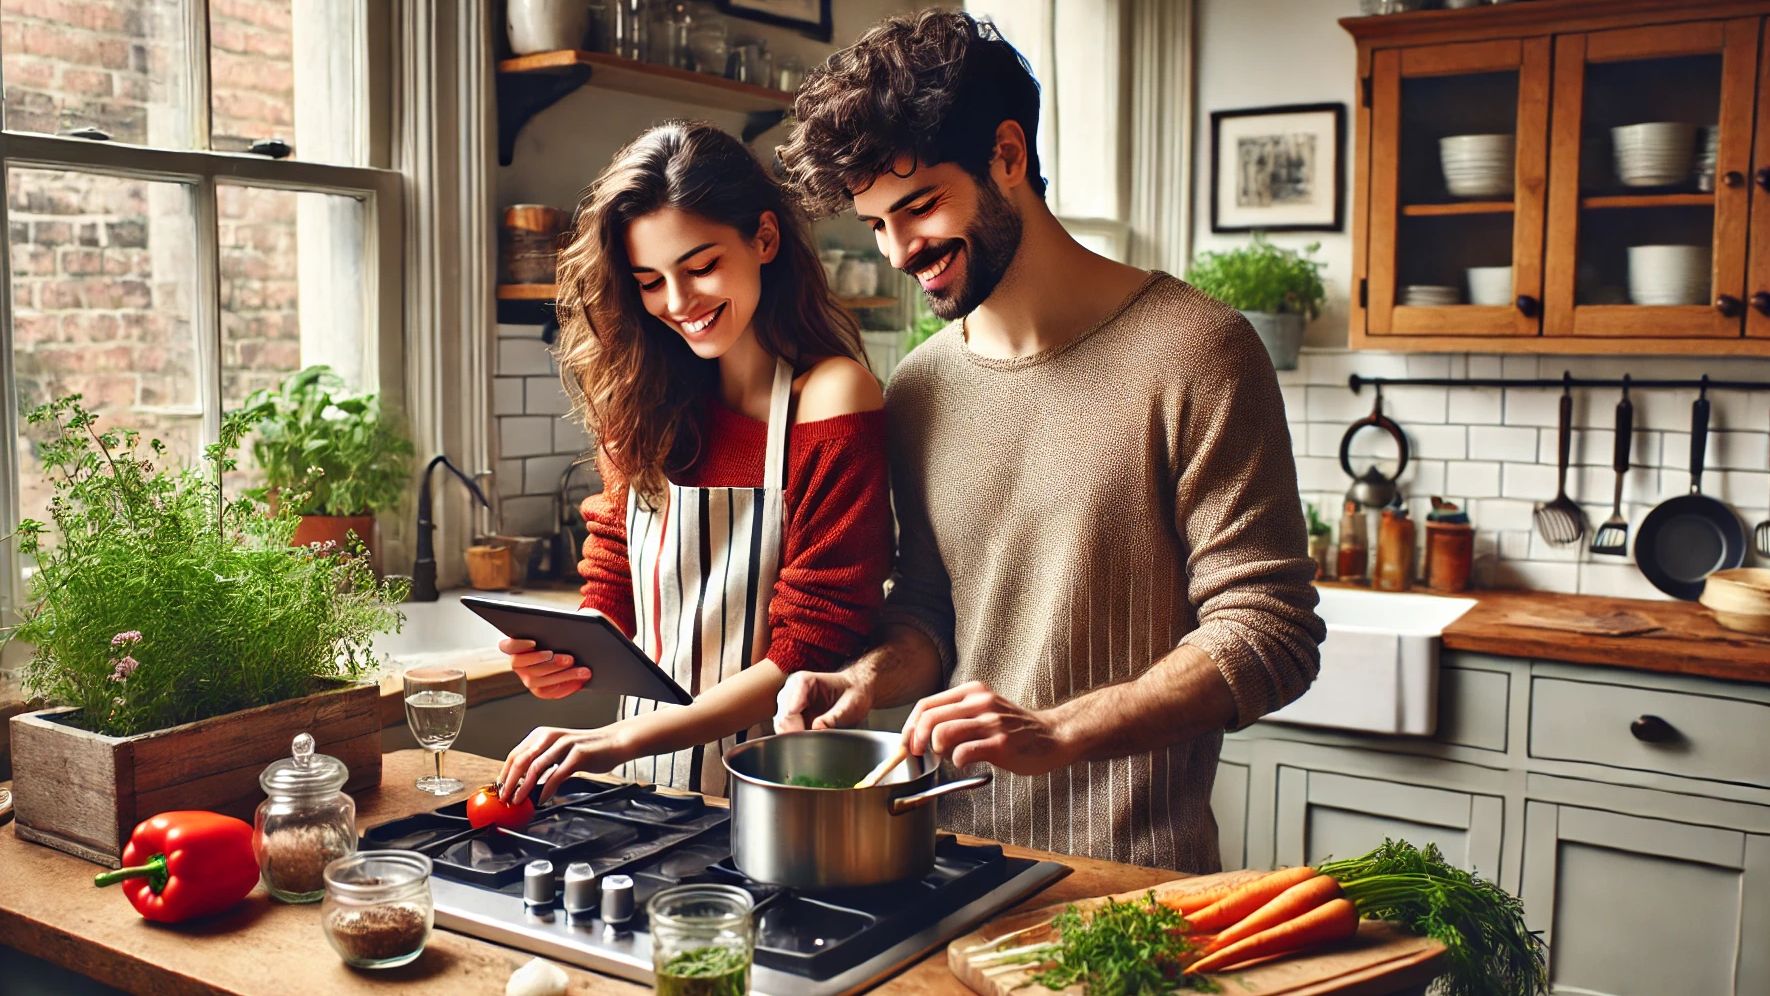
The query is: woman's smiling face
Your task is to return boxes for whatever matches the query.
[625,206,778,360]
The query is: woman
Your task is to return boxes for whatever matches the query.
[495,121,892,804]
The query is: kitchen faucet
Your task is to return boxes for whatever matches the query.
[411,454,492,602]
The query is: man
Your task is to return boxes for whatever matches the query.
[773,10,1324,873]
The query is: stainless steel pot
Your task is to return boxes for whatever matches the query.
[722,730,992,890]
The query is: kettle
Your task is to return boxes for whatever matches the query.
[1339,390,1410,509]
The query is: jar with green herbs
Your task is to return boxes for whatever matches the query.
[649,884,755,996]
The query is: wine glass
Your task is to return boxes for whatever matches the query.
[404,666,467,795]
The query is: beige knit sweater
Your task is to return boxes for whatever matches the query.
[881,272,1324,873]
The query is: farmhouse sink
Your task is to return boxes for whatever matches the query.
[1263,586,1477,736]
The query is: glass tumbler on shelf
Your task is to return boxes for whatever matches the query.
[650,884,755,993]
[404,666,466,795]
[687,14,727,75]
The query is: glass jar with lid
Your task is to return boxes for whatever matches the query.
[254,732,357,903]
[322,850,434,969]
[649,884,755,994]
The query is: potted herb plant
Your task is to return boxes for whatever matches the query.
[4,397,408,864]
[1184,235,1327,371]
[244,365,415,572]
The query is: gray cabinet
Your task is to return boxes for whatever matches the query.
[1273,765,1505,878]
[1520,801,1770,995]
[1212,744,1251,871]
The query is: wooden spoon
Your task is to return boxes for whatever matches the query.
[854,744,910,788]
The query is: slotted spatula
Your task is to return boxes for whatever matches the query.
[1534,381,1585,546]
[1592,386,1633,556]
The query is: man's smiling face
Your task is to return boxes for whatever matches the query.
[852,155,1023,320]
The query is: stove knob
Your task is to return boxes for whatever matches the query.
[563,862,597,915]
[600,874,636,925]
[524,859,556,907]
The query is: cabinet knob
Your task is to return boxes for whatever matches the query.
[1757,167,1770,192]
[1722,170,1745,188]
[1752,292,1770,316]
[1629,714,1679,744]
[1715,295,1743,317]
[1515,294,1539,318]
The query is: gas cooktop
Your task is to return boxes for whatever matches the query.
[367,780,1068,994]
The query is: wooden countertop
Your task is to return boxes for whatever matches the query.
[2,750,1440,996]
[1327,584,1770,685]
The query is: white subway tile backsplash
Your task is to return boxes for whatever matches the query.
[496,459,525,498]
[1282,348,1768,598]
[525,377,571,416]
[1448,388,1504,425]
[1468,425,1537,462]
[1406,424,1466,460]
[499,495,554,536]
[500,416,555,458]
[524,453,578,496]
[493,377,525,416]
[498,336,554,376]
[1446,460,1500,497]
[1502,462,1558,501]
[555,419,589,455]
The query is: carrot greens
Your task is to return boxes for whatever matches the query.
[982,892,1217,994]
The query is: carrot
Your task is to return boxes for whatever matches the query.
[1158,883,1234,916]
[1185,897,1359,975]
[1182,865,1318,933]
[1200,874,1342,955]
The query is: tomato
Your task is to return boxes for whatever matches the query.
[466,785,535,830]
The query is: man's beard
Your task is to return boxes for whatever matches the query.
[909,180,1023,320]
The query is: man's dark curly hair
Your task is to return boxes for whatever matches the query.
[778,9,1047,217]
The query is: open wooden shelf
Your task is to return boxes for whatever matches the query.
[1400,200,1515,217]
[497,283,558,301]
[1579,192,1715,210]
[496,50,794,163]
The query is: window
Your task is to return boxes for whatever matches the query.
[0,0,401,641]
[966,0,1131,259]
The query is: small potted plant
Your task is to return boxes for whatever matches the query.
[4,397,408,864]
[244,366,414,571]
[1305,501,1334,579]
[1184,235,1327,371]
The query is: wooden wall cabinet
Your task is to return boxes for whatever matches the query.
[1346,0,1770,354]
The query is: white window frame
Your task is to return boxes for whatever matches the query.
[0,0,405,656]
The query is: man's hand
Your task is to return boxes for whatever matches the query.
[502,638,592,700]
[497,724,630,805]
[902,680,1070,776]
[774,668,875,732]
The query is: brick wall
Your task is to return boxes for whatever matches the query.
[5,0,301,521]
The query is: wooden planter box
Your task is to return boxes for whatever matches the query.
[8,679,382,865]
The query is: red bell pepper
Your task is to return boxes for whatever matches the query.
[94,811,260,923]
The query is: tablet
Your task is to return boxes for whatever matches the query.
[460,595,692,705]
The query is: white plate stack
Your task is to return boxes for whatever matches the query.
[1611,122,1699,188]
[1401,284,1461,307]
[1694,125,1720,191]
[1627,244,1710,305]
[1439,134,1514,198]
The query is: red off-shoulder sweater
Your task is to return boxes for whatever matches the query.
[578,398,892,673]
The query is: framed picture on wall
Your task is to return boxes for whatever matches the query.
[1210,103,1345,233]
[717,0,833,42]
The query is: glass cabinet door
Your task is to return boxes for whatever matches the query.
[1366,38,1551,339]
[1747,19,1770,341]
[1543,20,1759,340]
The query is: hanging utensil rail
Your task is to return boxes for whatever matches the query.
[1349,374,1770,392]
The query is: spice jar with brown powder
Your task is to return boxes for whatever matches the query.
[322,851,434,968]
[254,733,357,902]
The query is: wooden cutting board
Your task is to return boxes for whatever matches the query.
[947,870,1446,996]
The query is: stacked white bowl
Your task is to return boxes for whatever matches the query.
[1402,284,1461,306]
[1611,122,1698,187]
[1694,125,1719,190]
[1466,266,1513,306]
[1439,134,1514,198]
[1627,244,1710,305]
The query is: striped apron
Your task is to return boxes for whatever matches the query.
[613,358,792,796]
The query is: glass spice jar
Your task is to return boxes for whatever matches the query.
[649,884,755,996]
[1374,505,1416,592]
[322,850,434,969]
[254,732,357,903]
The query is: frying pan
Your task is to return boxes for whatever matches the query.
[1634,390,1746,600]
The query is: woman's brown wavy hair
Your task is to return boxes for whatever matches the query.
[553,120,865,505]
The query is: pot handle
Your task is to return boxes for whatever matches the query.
[888,772,994,816]
[1337,390,1410,483]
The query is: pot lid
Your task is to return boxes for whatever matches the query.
[260,732,349,796]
